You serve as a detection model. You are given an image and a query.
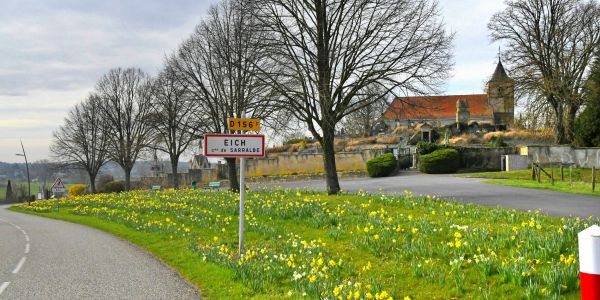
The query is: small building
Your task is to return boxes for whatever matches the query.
[383,59,514,129]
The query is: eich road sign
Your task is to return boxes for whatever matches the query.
[203,134,265,157]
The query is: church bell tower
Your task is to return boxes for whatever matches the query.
[485,59,515,128]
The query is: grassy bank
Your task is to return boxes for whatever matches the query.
[459,168,597,182]
[460,169,599,197]
[483,179,600,197]
[12,189,588,299]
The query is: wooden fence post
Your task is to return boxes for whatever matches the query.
[537,165,541,183]
[561,164,564,181]
[570,165,573,188]
[593,166,596,192]
[531,162,536,180]
[551,167,554,185]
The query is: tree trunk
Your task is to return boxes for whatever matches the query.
[565,104,578,144]
[552,103,567,144]
[89,172,97,193]
[321,128,341,195]
[171,158,179,189]
[225,157,239,193]
[124,168,132,191]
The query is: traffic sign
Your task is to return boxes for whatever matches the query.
[204,134,265,157]
[51,177,66,193]
[227,118,261,131]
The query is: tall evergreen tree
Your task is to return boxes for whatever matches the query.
[5,180,13,202]
[575,56,600,147]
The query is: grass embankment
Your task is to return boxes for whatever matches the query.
[12,189,588,299]
[460,169,600,197]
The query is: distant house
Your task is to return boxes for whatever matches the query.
[383,59,515,129]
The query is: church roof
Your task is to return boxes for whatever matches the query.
[383,94,492,120]
[490,59,510,81]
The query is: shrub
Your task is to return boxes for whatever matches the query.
[68,184,87,196]
[397,155,412,170]
[419,148,460,174]
[102,181,125,193]
[96,174,114,192]
[367,153,397,177]
[487,136,508,147]
[416,141,445,155]
[482,129,553,144]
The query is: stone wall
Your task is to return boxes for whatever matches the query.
[455,146,517,170]
[244,151,381,177]
[140,169,217,189]
[524,146,600,167]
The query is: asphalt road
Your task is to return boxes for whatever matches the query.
[255,172,600,218]
[0,205,200,300]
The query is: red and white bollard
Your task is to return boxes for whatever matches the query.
[579,225,600,299]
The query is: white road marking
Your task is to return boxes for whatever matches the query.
[0,218,31,280]
[12,257,26,274]
[0,282,9,295]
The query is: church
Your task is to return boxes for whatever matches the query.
[382,60,515,130]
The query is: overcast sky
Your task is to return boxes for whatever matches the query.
[0,0,506,163]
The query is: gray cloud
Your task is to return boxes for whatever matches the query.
[0,0,506,162]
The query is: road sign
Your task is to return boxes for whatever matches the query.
[227,118,261,131]
[204,134,265,157]
[51,177,66,193]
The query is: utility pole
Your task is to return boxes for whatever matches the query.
[15,140,31,205]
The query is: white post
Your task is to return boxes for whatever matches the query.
[239,156,245,255]
[238,111,247,256]
[579,224,600,299]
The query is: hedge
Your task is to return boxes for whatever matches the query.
[416,141,446,155]
[102,181,125,193]
[419,148,460,174]
[367,153,397,177]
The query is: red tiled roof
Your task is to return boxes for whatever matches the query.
[383,94,492,120]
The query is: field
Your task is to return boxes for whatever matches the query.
[12,189,590,299]
[460,169,600,197]
[0,181,42,202]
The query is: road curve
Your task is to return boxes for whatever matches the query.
[0,205,200,300]
[255,172,600,219]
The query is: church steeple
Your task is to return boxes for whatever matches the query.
[486,57,514,128]
[490,59,510,82]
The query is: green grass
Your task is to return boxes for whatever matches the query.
[11,189,587,299]
[459,169,599,197]
[484,179,600,197]
[459,168,597,182]
[1,181,82,202]
[0,181,41,202]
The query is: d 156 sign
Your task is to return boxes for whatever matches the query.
[227,118,261,131]
[204,134,265,157]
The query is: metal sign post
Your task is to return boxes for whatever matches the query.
[203,116,262,257]
[239,155,246,254]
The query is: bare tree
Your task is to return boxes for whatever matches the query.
[341,85,391,137]
[171,0,283,192]
[96,68,154,190]
[257,0,453,194]
[489,0,600,143]
[50,95,109,192]
[149,64,199,188]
